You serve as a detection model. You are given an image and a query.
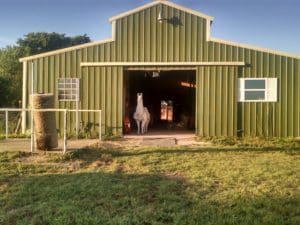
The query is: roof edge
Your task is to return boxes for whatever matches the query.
[108,0,214,23]
[19,38,113,62]
[208,37,300,60]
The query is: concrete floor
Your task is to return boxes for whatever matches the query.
[124,131,202,146]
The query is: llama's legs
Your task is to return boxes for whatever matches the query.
[136,120,140,134]
[144,117,150,133]
[145,120,149,133]
[141,120,147,134]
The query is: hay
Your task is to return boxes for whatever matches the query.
[31,94,58,150]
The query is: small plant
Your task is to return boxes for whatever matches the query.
[211,137,238,146]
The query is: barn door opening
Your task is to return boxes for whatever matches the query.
[123,69,196,135]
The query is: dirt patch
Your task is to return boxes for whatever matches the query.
[0,139,99,152]
[160,172,188,182]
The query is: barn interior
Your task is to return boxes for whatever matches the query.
[124,69,196,134]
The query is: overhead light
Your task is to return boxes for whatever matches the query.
[181,82,196,88]
[158,11,163,23]
[157,10,167,23]
[152,71,160,78]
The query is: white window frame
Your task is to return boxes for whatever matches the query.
[238,78,278,102]
[57,78,80,102]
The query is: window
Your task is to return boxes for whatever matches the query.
[57,78,80,101]
[238,78,278,102]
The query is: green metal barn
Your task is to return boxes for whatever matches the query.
[20,0,300,137]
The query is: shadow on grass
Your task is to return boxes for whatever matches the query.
[66,146,300,163]
[0,171,298,225]
[0,151,33,162]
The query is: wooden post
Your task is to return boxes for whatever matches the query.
[30,62,35,153]
[22,62,27,134]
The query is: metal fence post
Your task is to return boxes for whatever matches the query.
[30,109,34,153]
[5,111,8,139]
[99,110,102,141]
[63,110,68,154]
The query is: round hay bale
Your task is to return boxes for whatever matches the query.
[31,94,58,150]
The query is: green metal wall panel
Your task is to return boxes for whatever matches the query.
[24,3,300,137]
[196,66,238,136]
[25,57,123,136]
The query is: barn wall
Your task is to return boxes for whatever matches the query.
[202,42,300,137]
[196,66,238,137]
[23,3,300,137]
[25,53,123,136]
[114,4,208,62]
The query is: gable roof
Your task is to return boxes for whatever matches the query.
[19,0,300,62]
[108,0,214,23]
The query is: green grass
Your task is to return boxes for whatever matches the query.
[0,145,299,225]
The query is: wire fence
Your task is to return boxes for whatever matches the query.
[0,108,102,154]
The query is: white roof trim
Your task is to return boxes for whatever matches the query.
[80,61,245,67]
[207,37,300,59]
[108,0,214,23]
[19,38,114,62]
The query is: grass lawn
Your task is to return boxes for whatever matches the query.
[0,141,299,225]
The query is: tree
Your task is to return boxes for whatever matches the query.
[0,76,11,108]
[0,46,23,107]
[0,32,90,107]
[17,32,90,55]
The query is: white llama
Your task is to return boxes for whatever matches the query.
[133,93,151,134]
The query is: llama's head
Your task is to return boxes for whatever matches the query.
[137,93,143,103]
[137,93,143,98]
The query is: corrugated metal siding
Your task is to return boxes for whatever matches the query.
[24,3,300,137]
[25,51,123,136]
[114,4,207,62]
[196,66,238,136]
[197,42,300,137]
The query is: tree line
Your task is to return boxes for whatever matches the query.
[0,32,90,107]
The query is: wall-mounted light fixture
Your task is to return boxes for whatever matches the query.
[157,10,168,23]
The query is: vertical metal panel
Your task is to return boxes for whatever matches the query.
[196,66,237,136]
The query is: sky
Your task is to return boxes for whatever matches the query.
[0,0,299,54]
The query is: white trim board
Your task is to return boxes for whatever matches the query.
[80,61,246,67]
[125,66,196,71]
[19,39,114,62]
[208,37,300,60]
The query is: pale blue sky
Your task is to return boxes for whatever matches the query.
[0,0,299,54]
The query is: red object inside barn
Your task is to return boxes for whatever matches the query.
[123,116,131,134]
